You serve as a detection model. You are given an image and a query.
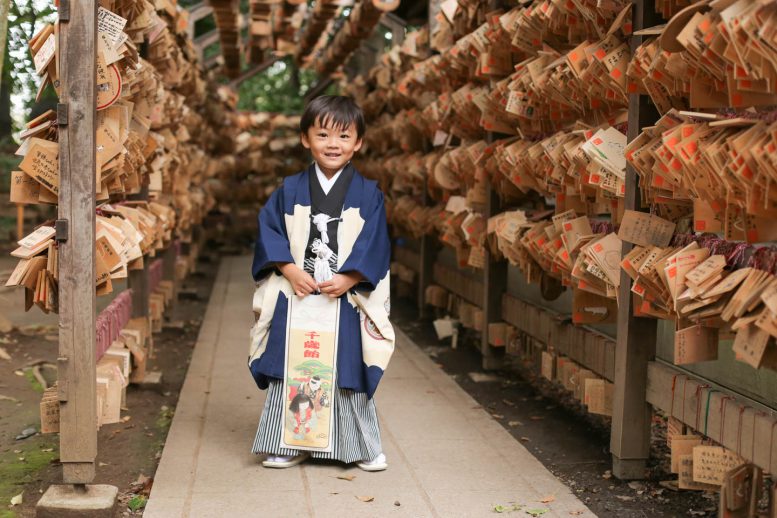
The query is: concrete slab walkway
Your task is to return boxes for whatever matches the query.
[144,256,595,518]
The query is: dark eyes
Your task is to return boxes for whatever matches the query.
[317,132,350,138]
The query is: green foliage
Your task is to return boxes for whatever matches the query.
[0,440,58,512]
[5,0,57,133]
[23,368,43,393]
[156,406,174,432]
[237,58,333,114]
[492,503,523,513]
[127,495,147,512]
[203,41,222,62]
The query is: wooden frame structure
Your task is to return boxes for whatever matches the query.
[386,0,777,481]
[50,0,189,488]
[57,0,98,484]
[49,0,777,491]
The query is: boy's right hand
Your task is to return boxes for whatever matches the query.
[277,263,317,297]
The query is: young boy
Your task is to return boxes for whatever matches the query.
[248,96,394,471]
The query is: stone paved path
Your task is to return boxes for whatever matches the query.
[144,256,595,518]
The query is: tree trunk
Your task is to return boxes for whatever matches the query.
[0,43,12,145]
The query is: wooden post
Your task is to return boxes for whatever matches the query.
[128,188,150,321]
[609,0,661,480]
[129,264,150,319]
[481,174,506,370]
[162,244,177,311]
[16,204,24,241]
[57,0,97,485]
[417,235,435,318]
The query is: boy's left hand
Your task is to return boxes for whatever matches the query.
[318,272,362,298]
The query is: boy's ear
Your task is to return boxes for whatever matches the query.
[300,132,311,149]
[353,137,363,153]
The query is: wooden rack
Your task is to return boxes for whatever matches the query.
[381,0,777,481]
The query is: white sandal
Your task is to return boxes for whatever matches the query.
[357,453,388,472]
[262,452,310,468]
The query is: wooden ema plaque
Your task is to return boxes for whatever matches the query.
[281,295,340,452]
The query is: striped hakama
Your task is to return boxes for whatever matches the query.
[252,379,382,463]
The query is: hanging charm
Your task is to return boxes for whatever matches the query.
[311,213,340,244]
[311,239,334,284]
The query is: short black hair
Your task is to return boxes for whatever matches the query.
[300,95,365,139]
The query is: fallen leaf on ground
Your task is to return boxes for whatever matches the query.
[0,347,11,360]
[502,399,515,407]
[121,416,132,423]
[127,495,147,512]
[394,501,401,506]
[602,470,612,479]
[356,496,374,503]
[41,448,53,453]
[520,437,531,442]
[0,394,18,402]
[569,511,584,516]
[508,421,523,427]
[491,413,504,419]
[539,495,555,503]
[336,474,355,481]
[10,492,22,506]
[529,416,544,421]
[525,509,548,516]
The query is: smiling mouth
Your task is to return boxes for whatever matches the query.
[324,152,341,158]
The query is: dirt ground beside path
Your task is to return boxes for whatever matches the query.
[392,296,717,518]
[0,254,220,518]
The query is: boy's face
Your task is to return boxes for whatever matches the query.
[301,118,362,177]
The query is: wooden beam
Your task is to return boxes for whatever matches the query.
[57,0,97,485]
[227,55,279,89]
[194,30,220,51]
[203,53,223,71]
[187,1,213,38]
[304,77,334,102]
[609,0,662,481]
[432,262,483,307]
[646,361,777,474]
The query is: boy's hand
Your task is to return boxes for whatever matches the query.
[277,263,317,297]
[319,272,362,298]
